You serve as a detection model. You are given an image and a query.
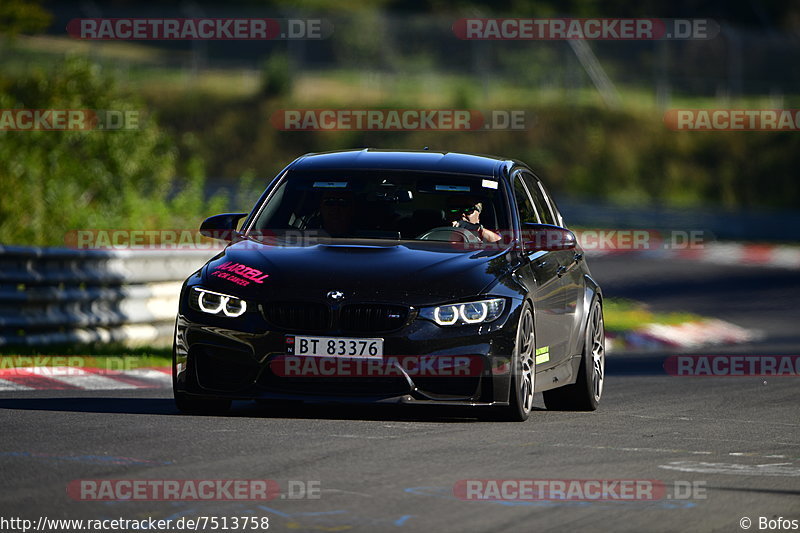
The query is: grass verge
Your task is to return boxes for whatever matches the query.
[603,298,701,334]
[0,344,172,370]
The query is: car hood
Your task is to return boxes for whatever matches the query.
[202,238,513,306]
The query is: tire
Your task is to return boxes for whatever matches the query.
[490,302,536,422]
[543,297,605,411]
[174,390,232,415]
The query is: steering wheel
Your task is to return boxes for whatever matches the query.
[416,226,482,244]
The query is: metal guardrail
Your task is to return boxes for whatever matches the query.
[0,246,218,347]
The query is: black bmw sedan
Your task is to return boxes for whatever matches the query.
[173,149,604,421]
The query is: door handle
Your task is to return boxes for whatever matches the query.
[534,260,548,268]
[556,265,567,277]
[573,252,583,263]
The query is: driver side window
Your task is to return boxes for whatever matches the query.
[513,175,538,224]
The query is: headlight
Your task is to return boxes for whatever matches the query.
[189,287,248,317]
[419,298,505,327]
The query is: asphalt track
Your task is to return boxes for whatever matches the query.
[0,255,798,533]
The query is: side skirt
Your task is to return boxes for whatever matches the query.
[535,353,580,392]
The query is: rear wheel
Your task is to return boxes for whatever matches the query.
[543,297,604,411]
[491,303,535,422]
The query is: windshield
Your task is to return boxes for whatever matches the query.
[249,171,509,245]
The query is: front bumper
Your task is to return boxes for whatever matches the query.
[173,299,523,406]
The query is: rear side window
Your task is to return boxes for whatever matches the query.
[522,172,557,226]
[513,176,538,224]
[536,179,565,227]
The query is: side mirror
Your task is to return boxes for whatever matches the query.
[199,213,248,241]
[521,223,577,251]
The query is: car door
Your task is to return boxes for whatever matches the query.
[510,171,568,368]
[522,171,586,359]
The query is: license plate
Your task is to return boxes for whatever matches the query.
[286,335,383,358]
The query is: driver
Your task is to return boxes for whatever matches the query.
[447,197,502,243]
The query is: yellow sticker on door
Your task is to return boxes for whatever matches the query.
[535,346,550,364]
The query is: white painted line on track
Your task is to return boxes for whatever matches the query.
[124,368,172,382]
[659,461,800,476]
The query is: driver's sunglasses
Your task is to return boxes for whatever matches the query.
[449,205,481,216]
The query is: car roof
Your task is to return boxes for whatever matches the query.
[288,149,515,178]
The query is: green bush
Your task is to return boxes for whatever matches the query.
[0,57,227,246]
[260,53,293,98]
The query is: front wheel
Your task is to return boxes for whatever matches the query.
[490,302,536,422]
[543,297,605,411]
